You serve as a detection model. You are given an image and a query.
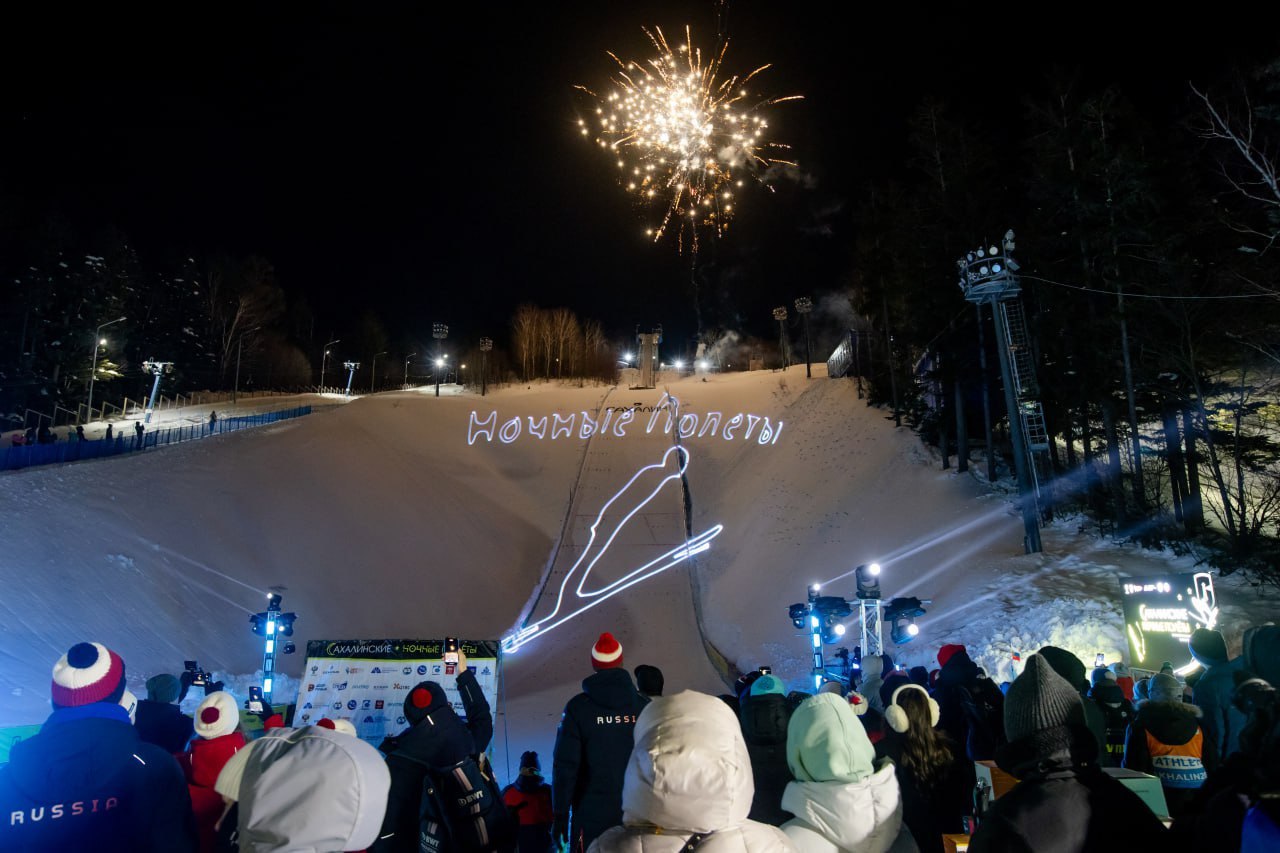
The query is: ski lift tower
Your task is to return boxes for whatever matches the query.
[635,325,663,389]
[958,230,1049,554]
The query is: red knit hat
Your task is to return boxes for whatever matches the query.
[938,644,966,669]
[51,642,127,709]
[591,632,623,670]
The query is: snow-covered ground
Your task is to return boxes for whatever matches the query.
[1,367,1274,778]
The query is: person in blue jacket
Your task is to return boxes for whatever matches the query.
[0,641,197,852]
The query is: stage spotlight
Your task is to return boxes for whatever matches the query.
[855,563,882,600]
[885,596,928,645]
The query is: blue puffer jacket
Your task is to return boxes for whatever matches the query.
[0,703,196,852]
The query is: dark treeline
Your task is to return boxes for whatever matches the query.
[844,62,1280,582]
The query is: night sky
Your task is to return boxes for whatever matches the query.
[3,3,1273,352]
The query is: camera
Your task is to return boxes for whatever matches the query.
[444,637,460,666]
[185,660,212,688]
[245,685,264,715]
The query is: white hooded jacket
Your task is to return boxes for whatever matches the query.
[780,764,907,853]
[589,690,798,853]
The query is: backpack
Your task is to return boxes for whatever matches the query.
[419,753,515,853]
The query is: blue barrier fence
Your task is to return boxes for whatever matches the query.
[1,406,313,473]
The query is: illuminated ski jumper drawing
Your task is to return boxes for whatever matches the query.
[502,444,723,653]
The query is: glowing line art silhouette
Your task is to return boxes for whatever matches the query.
[503,445,723,653]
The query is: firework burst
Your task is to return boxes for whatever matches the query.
[577,25,801,251]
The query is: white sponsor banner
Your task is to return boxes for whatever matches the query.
[292,638,499,748]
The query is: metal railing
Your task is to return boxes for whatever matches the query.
[2,406,314,473]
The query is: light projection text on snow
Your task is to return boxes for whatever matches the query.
[1120,571,1217,671]
[501,443,723,653]
[467,392,784,446]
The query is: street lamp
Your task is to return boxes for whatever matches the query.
[371,351,387,392]
[433,323,448,398]
[404,353,414,388]
[479,337,493,397]
[86,316,125,422]
[320,338,340,392]
[795,297,813,379]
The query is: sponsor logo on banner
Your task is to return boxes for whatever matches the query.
[417,665,428,675]
[346,666,363,674]
[402,667,412,675]
[433,665,442,674]
[335,682,348,691]
[362,700,372,709]
[371,667,382,674]
[375,700,385,709]
[302,702,313,710]
[324,665,341,674]
[396,716,406,725]
[332,702,342,710]
[310,665,319,675]
[347,700,358,710]
[373,684,389,690]
[300,713,311,722]
[393,683,412,691]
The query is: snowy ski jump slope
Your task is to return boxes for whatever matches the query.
[1,366,1274,772]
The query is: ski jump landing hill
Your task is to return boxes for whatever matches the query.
[2,366,1271,770]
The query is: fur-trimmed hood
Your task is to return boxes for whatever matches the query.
[1135,700,1202,746]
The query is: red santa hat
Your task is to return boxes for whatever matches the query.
[195,691,240,739]
[591,632,624,670]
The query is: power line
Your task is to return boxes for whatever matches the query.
[1021,274,1275,301]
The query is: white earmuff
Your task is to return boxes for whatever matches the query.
[886,683,940,733]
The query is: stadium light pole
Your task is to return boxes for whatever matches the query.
[433,323,448,397]
[87,316,125,423]
[795,297,813,379]
[772,306,790,369]
[479,337,493,397]
[320,338,340,392]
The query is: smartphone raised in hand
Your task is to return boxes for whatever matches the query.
[1095,653,1106,668]
[246,685,264,715]
[444,637,460,666]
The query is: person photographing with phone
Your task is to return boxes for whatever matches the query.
[372,638,497,853]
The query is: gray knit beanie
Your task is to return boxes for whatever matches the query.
[1148,672,1182,703]
[1003,653,1087,742]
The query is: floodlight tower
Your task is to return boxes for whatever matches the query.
[433,323,449,397]
[957,230,1048,553]
[343,361,360,397]
[479,337,493,397]
[141,360,173,424]
[772,306,790,369]
[795,297,813,378]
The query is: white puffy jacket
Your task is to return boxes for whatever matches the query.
[589,690,797,853]
[780,763,911,853]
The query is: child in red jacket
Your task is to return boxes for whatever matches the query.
[181,691,245,853]
[502,751,554,853]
